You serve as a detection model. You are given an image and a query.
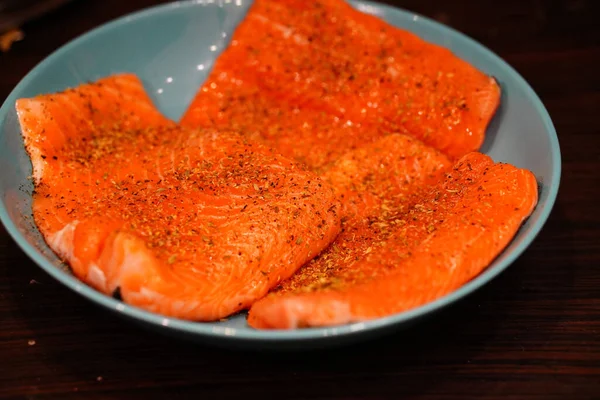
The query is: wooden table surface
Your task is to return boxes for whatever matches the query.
[1,0,599,399]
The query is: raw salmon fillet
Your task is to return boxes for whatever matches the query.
[248,152,538,329]
[181,0,501,162]
[16,74,342,321]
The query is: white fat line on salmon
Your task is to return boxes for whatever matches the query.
[48,221,80,264]
[87,263,108,292]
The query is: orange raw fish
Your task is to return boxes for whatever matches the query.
[181,0,501,163]
[321,133,452,223]
[16,74,342,321]
[248,152,538,329]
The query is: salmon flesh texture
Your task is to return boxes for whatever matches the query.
[248,152,538,329]
[181,0,501,167]
[16,0,535,330]
[16,73,342,321]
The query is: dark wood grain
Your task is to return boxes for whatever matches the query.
[1,0,599,398]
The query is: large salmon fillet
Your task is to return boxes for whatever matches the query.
[16,74,342,321]
[248,152,538,329]
[181,0,501,163]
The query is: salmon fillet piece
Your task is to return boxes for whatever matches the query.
[16,73,342,321]
[248,152,538,329]
[181,0,500,161]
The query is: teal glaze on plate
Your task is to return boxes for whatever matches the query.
[0,0,560,349]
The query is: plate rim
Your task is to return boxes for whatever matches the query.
[0,0,561,343]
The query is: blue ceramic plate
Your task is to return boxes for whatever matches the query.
[0,0,560,349]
